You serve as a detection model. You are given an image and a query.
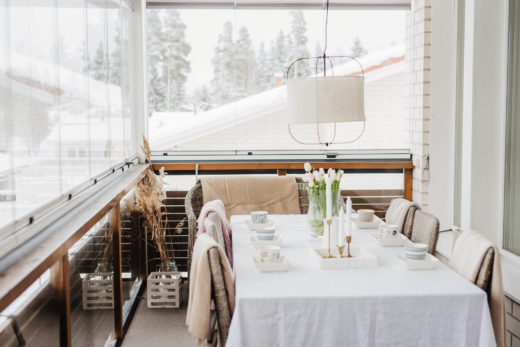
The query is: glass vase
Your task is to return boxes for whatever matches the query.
[307,188,340,237]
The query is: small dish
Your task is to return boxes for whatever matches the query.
[396,253,438,270]
[371,232,407,247]
[253,256,289,272]
[352,215,382,229]
[250,234,281,247]
[256,228,276,241]
[246,218,274,231]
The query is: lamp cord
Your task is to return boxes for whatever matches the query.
[322,0,330,75]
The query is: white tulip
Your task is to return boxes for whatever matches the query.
[304,162,312,173]
[308,180,315,188]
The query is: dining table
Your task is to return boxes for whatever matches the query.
[226,214,496,347]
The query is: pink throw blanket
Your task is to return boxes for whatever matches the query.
[197,199,233,266]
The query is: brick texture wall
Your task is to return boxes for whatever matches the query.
[406,0,431,210]
[506,295,520,347]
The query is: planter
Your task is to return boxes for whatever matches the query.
[82,272,114,310]
[147,271,182,309]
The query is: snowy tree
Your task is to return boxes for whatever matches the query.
[255,41,274,92]
[314,40,324,75]
[145,9,191,114]
[350,36,368,58]
[109,25,122,86]
[289,10,311,77]
[162,10,191,111]
[235,26,256,98]
[91,41,106,82]
[193,85,212,111]
[211,21,236,105]
[271,30,288,76]
[146,10,166,114]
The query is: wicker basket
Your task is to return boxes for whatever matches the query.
[82,273,114,310]
[147,272,182,309]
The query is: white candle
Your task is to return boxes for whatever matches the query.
[346,197,352,236]
[326,178,332,221]
[338,207,345,246]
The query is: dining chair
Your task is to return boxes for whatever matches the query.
[410,210,440,254]
[185,177,309,272]
[385,198,420,236]
[208,247,232,347]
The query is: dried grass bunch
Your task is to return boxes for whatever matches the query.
[123,135,172,270]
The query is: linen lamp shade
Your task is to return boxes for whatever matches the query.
[287,75,365,124]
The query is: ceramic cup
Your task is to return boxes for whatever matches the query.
[357,209,375,222]
[251,211,268,224]
[379,222,399,237]
[258,248,272,263]
[268,246,280,259]
[405,243,428,260]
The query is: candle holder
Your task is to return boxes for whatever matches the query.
[346,235,352,257]
[325,219,334,258]
[337,245,345,258]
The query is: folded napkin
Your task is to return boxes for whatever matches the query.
[201,175,301,219]
[449,230,505,347]
[197,199,233,267]
[186,234,235,345]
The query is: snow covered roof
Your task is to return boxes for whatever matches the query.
[150,44,405,149]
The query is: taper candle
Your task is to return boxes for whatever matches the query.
[326,177,332,221]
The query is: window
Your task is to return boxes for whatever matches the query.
[504,0,520,255]
[146,5,410,152]
[0,1,137,239]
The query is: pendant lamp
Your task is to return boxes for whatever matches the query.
[286,0,366,146]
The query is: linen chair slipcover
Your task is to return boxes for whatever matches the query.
[204,212,226,252]
[385,198,420,237]
[449,230,505,347]
[185,177,312,272]
[410,210,440,254]
[208,247,232,346]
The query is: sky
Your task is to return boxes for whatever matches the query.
[179,8,407,91]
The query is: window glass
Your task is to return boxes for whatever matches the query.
[147,7,410,152]
[0,1,136,241]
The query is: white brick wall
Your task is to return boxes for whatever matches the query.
[406,0,431,210]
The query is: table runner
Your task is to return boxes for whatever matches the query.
[227,215,496,347]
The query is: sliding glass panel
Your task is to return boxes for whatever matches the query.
[10,2,61,219]
[504,0,520,255]
[58,0,91,191]
[0,0,14,232]
[147,6,409,152]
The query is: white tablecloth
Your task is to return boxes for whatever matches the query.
[226,215,496,347]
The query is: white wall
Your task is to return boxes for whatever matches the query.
[428,0,457,229]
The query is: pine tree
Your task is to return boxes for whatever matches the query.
[146,10,166,115]
[255,41,273,91]
[235,26,256,98]
[109,25,122,86]
[91,41,106,82]
[351,36,367,58]
[289,10,311,77]
[162,10,191,111]
[193,85,212,111]
[271,30,288,76]
[211,21,236,105]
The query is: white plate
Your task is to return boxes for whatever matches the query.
[371,232,407,247]
[250,234,282,247]
[311,246,378,269]
[396,253,438,270]
[352,215,383,229]
[253,256,289,272]
[245,218,274,231]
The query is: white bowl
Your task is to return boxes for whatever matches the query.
[405,243,428,260]
[256,228,275,241]
[357,209,375,222]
